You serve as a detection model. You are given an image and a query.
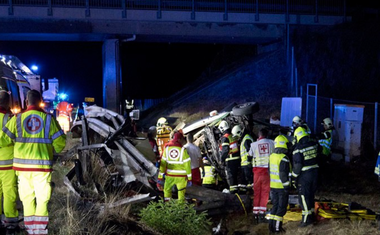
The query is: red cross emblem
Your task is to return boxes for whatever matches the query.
[24,115,44,134]
[169,149,180,159]
[259,143,269,154]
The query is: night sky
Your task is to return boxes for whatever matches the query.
[0,41,223,107]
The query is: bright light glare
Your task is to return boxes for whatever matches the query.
[31,65,38,71]
[59,93,68,100]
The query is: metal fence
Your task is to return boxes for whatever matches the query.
[0,0,348,16]
[303,86,380,160]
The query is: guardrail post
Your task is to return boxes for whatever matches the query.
[157,0,162,19]
[47,0,52,16]
[223,0,228,21]
[8,0,13,15]
[191,0,195,20]
[122,0,126,18]
[375,102,378,150]
[255,0,259,21]
[85,0,90,17]
[314,0,319,23]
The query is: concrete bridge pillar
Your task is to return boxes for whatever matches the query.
[102,39,121,113]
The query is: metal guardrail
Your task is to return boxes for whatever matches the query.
[0,0,347,16]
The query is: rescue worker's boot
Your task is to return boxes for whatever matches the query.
[274,221,285,233]
[268,219,276,233]
[253,214,259,224]
[298,215,313,227]
[259,214,268,223]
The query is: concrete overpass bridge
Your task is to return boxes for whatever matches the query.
[0,0,350,112]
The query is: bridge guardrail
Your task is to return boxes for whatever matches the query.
[0,0,347,16]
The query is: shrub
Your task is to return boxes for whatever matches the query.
[139,199,211,235]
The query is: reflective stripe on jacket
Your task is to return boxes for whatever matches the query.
[202,165,216,185]
[159,145,192,180]
[0,112,13,170]
[0,108,66,172]
[269,153,287,189]
[249,138,274,168]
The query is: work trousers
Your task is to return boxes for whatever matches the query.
[57,115,70,134]
[0,169,19,226]
[163,175,187,202]
[17,171,52,235]
[253,168,270,215]
[297,168,318,224]
[269,188,288,233]
[241,165,253,187]
[225,159,240,194]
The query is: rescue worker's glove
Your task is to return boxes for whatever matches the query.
[187,181,192,187]
[202,170,205,178]
[157,179,164,191]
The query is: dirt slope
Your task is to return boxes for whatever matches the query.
[139,46,290,130]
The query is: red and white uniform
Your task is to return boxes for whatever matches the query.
[249,137,274,216]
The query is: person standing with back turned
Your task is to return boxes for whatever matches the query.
[0,91,19,234]
[249,128,274,223]
[0,90,66,235]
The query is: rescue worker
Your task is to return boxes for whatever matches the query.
[317,117,334,161]
[184,133,204,186]
[56,98,73,134]
[249,128,274,223]
[0,90,66,235]
[157,131,192,202]
[147,126,160,167]
[0,91,19,233]
[232,124,254,194]
[292,127,320,227]
[156,117,173,157]
[268,135,291,234]
[201,157,219,190]
[316,118,334,186]
[219,120,241,194]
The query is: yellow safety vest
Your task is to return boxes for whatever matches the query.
[158,145,192,180]
[318,129,333,156]
[0,112,13,170]
[1,109,66,172]
[240,134,254,166]
[221,133,240,161]
[202,165,216,185]
[269,153,290,189]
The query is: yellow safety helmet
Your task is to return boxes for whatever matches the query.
[274,135,289,149]
[218,120,230,133]
[294,127,309,143]
[157,117,168,127]
[231,125,243,138]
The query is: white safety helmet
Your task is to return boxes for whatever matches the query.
[218,120,230,133]
[322,118,333,129]
[232,125,243,139]
[157,117,168,127]
[203,157,210,165]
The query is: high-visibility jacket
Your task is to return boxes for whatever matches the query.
[240,134,254,166]
[156,125,172,155]
[249,138,275,168]
[318,129,333,156]
[0,106,66,172]
[202,165,217,185]
[269,152,291,189]
[57,101,73,118]
[158,145,192,181]
[292,137,319,178]
[0,109,13,170]
[220,133,240,162]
